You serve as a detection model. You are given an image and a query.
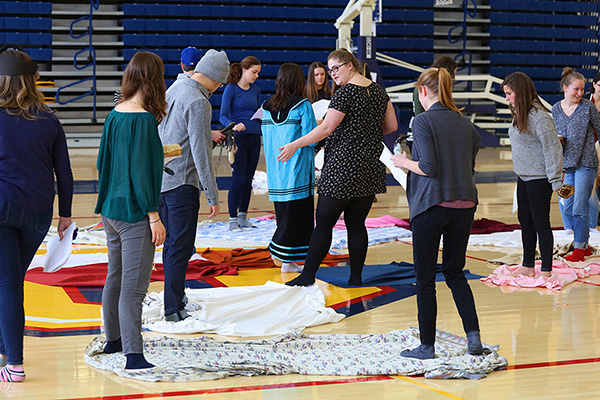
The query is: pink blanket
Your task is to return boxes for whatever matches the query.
[333,215,410,229]
[481,261,600,290]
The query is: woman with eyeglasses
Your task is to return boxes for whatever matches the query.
[220,56,262,231]
[278,48,397,287]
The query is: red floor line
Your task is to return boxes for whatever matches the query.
[576,279,600,287]
[506,356,600,370]
[60,376,394,400]
[59,355,600,400]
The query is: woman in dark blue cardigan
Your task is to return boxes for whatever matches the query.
[392,67,483,360]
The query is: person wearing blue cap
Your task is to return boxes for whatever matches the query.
[158,49,230,322]
[179,46,201,75]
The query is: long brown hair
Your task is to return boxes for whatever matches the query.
[501,72,543,133]
[416,67,461,114]
[226,56,261,84]
[0,51,49,120]
[305,61,331,103]
[119,51,167,124]
[270,63,305,112]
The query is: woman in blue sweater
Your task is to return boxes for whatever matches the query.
[0,50,73,382]
[220,56,262,231]
[261,63,317,272]
[392,68,483,360]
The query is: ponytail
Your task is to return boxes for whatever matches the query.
[226,56,261,84]
[416,67,461,114]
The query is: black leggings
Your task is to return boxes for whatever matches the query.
[298,194,375,284]
[517,177,554,271]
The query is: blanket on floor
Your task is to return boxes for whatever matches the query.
[195,219,412,249]
[200,247,349,268]
[142,282,345,336]
[25,260,237,287]
[480,261,600,290]
[84,328,507,382]
[315,262,483,288]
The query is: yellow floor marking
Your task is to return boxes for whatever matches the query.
[393,376,467,400]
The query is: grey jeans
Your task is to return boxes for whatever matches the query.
[101,216,155,355]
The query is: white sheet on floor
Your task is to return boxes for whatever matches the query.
[142,281,345,336]
[468,229,600,248]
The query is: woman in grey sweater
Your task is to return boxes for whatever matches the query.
[552,68,600,262]
[392,68,482,360]
[502,72,562,277]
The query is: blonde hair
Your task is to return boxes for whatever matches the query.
[0,51,49,120]
[416,67,461,114]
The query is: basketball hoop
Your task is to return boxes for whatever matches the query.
[435,0,454,5]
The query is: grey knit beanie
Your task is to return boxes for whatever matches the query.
[194,49,230,83]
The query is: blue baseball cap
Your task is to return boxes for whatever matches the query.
[180,46,201,67]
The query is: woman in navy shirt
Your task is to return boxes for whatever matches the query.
[220,56,262,231]
[0,50,73,382]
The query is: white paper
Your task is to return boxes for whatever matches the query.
[251,108,263,120]
[44,222,77,273]
[513,184,518,214]
[379,144,407,190]
[315,148,325,170]
[312,99,330,121]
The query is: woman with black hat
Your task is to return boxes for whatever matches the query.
[0,50,73,382]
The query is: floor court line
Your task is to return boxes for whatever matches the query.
[57,376,394,400]
[55,356,600,400]
[393,376,466,400]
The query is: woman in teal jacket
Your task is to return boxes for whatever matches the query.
[261,63,317,272]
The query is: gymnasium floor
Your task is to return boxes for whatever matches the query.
[4,148,600,400]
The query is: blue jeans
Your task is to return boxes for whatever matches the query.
[0,197,52,364]
[411,206,480,346]
[228,134,261,218]
[560,166,598,248]
[159,185,199,316]
[589,188,599,229]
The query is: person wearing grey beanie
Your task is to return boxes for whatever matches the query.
[194,49,230,84]
[157,49,230,322]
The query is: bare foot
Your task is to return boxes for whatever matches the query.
[540,271,552,278]
[512,266,535,277]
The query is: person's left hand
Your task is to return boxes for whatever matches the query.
[207,204,220,219]
[277,142,299,162]
[212,130,226,143]
[57,217,72,241]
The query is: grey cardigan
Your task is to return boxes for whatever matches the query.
[508,106,563,191]
[158,77,219,206]
[551,98,600,170]
[407,102,480,220]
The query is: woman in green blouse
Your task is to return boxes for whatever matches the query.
[94,51,167,370]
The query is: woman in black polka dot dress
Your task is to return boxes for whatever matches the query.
[277,48,397,286]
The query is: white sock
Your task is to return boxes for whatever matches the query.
[281,262,303,273]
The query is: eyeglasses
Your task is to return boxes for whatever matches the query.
[327,62,349,76]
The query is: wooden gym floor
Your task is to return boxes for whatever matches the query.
[4,147,600,400]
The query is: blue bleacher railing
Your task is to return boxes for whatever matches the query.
[447,0,477,98]
[55,0,100,122]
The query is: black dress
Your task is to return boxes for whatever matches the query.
[318,82,389,199]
